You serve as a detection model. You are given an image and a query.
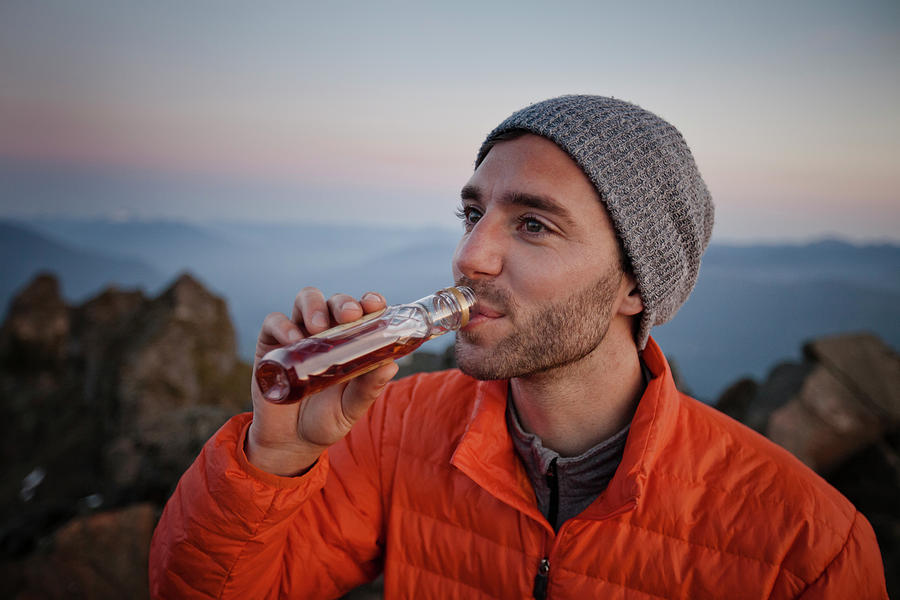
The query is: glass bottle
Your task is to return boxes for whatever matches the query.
[255,286,476,404]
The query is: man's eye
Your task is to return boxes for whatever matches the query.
[521,217,546,234]
[456,206,482,227]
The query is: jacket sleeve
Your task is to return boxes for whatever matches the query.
[149,399,394,599]
[796,510,888,600]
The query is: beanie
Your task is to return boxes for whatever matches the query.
[475,95,714,349]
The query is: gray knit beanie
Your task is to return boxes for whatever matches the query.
[476,95,714,350]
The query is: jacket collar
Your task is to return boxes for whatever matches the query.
[449,337,681,526]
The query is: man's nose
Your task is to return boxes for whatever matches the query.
[452,216,504,280]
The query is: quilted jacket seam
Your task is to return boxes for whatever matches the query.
[167,567,217,599]
[550,563,670,599]
[397,503,536,559]
[794,510,860,597]
[382,440,461,475]
[381,375,441,530]
[390,554,502,599]
[653,470,849,541]
[216,493,280,600]
[618,520,808,585]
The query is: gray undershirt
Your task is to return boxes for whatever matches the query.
[506,361,651,531]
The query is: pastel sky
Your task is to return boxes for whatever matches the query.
[1,0,898,241]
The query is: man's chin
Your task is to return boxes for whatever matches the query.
[454,338,484,377]
[454,338,505,381]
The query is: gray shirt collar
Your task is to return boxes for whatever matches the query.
[506,358,651,529]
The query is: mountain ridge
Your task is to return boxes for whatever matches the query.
[0,221,165,309]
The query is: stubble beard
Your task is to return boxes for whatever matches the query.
[454,268,622,381]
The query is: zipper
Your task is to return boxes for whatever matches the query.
[531,499,638,599]
[546,459,559,532]
[532,557,550,600]
[534,459,559,599]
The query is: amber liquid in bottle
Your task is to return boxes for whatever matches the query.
[255,286,475,404]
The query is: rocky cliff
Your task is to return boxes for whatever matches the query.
[0,273,250,598]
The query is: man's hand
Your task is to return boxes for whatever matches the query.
[246,287,399,476]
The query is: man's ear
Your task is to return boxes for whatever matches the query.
[618,273,644,317]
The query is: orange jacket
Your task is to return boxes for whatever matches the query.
[150,338,887,599]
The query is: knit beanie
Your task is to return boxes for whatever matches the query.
[475,95,714,350]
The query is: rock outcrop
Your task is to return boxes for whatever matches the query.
[766,334,900,472]
[0,272,250,598]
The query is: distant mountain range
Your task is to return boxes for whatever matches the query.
[3,217,899,401]
[0,221,166,306]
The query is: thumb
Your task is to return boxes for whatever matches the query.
[341,361,399,424]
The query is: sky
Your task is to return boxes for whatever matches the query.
[1,0,898,242]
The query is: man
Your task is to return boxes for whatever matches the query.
[150,96,887,598]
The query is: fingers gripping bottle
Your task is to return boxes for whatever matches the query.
[255,286,476,404]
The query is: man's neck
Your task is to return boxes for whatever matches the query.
[509,321,644,457]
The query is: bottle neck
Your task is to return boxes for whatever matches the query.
[413,286,476,336]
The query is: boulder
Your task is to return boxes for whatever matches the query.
[806,333,900,421]
[766,333,899,472]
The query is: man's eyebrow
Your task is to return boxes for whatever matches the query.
[460,185,577,229]
[504,192,575,226]
[461,185,575,222]
[460,184,480,201]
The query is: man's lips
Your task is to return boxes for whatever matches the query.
[473,305,504,318]
[463,305,505,330]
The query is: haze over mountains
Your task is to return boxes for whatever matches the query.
[3,217,899,401]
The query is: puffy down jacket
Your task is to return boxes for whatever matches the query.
[150,338,887,598]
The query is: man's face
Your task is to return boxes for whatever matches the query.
[452,134,635,380]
